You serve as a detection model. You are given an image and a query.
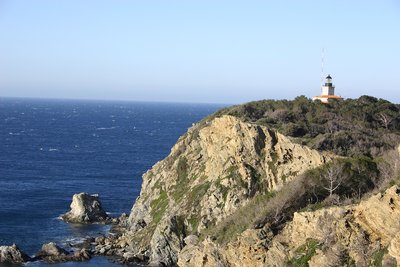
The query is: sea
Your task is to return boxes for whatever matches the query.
[0,97,223,267]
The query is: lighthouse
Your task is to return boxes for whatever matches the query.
[312,75,343,103]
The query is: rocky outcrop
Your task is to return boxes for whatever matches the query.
[37,242,69,258]
[179,185,400,266]
[0,244,31,264]
[178,230,270,267]
[124,115,333,265]
[36,242,92,263]
[62,192,110,223]
[3,104,395,266]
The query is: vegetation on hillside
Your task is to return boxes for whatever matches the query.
[203,154,397,244]
[201,96,400,245]
[213,95,400,157]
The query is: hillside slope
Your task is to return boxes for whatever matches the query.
[124,115,332,265]
[98,96,400,266]
[178,181,400,267]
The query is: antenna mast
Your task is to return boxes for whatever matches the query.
[321,48,325,91]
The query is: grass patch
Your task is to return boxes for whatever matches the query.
[177,157,189,181]
[246,164,265,192]
[201,190,277,243]
[371,247,388,267]
[299,202,325,212]
[287,239,321,267]
[187,215,201,233]
[172,157,190,201]
[267,151,279,178]
[225,165,247,189]
[150,191,169,224]
[215,180,230,201]
[152,178,164,190]
[185,182,211,210]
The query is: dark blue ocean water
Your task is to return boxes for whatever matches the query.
[0,98,222,266]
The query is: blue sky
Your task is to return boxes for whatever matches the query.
[0,1,399,104]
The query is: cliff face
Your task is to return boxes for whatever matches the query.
[106,97,400,266]
[123,115,332,265]
[178,185,400,267]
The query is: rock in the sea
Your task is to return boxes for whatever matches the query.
[36,242,92,263]
[0,244,31,264]
[73,249,92,261]
[62,192,110,223]
[36,242,69,258]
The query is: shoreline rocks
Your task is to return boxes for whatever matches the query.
[0,194,133,266]
[61,192,110,224]
[35,242,92,263]
[0,244,31,264]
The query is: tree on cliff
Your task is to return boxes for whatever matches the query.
[321,163,346,197]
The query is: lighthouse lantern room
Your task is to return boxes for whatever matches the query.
[312,75,343,103]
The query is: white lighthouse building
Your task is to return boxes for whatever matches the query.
[312,75,343,103]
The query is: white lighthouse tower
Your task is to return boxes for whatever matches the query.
[312,74,343,103]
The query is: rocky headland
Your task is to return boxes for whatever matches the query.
[2,96,400,266]
[110,96,400,266]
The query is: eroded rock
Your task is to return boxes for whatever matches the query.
[62,192,110,223]
[36,242,92,263]
[37,242,68,258]
[183,186,400,266]
[124,115,333,265]
[0,244,31,264]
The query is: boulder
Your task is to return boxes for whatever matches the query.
[36,242,69,258]
[36,242,92,263]
[62,192,110,223]
[184,235,199,246]
[72,249,92,261]
[0,244,31,264]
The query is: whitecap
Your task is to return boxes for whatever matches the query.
[48,148,58,152]
[63,237,86,243]
[4,117,16,121]
[96,126,117,130]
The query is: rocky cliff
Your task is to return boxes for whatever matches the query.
[121,115,333,265]
[91,97,400,266]
[178,184,400,266]
[2,97,399,266]
[78,97,400,266]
